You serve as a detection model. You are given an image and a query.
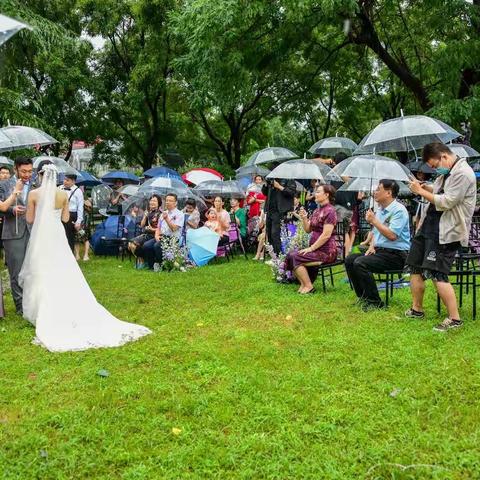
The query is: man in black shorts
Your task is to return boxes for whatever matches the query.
[407,142,477,331]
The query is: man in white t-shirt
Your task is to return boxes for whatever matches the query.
[142,193,184,270]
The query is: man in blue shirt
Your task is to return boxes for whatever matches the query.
[345,179,410,310]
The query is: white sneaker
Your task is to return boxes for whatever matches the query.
[264,260,273,266]
[153,262,161,272]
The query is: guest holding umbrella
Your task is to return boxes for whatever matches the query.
[285,185,338,294]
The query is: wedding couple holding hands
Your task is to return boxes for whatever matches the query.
[0,157,151,352]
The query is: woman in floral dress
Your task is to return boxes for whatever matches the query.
[285,184,338,294]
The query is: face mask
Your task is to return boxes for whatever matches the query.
[436,167,450,175]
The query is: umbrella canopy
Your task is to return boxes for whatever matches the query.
[354,115,461,155]
[267,158,339,182]
[139,176,190,196]
[76,171,102,187]
[0,156,13,167]
[308,136,358,157]
[91,184,113,209]
[245,147,297,166]
[235,165,270,178]
[405,160,436,175]
[327,155,412,182]
[33,156,80,175]
[117,184,140,197]
[186,227,219,266]
[193,179,245,199]
[143,166,182,179]
[0,14,31,46]
[182,168,223,186]
[448,143,480,159]
[102,171,139,185]
[138,176,206,207]
[338,177,412,197]
[0,126,58,152]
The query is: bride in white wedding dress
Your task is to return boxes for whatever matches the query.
[19,163,151,352]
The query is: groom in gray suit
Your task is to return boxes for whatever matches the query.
[0,157,34,314]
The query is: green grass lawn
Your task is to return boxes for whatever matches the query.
[1,256,480,479]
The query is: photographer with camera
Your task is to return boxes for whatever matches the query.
[262,169,296,254]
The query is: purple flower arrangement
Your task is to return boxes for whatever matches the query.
[159,236,191,272]
[266,221,311,283]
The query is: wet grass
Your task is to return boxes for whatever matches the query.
[1,256,480,479]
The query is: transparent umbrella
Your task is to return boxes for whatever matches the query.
[267,158,340,182]
[193,180,245,199]
[327,155,412,182]
[117,184,140,197]
[0,156,13,167]
[33,156,80,175]
[338,177,412,197]
[308,136,358,157]
[139,177,206,207]
[448,143,480,159]
[0,14,31,46]
[235,165,271,177]
[354,115,461,155]
[91,184,113,210]
[405,160,436,175]
[0,126,58,152]
[245,147,297,166]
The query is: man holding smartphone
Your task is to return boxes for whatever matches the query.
[407,142,476,331]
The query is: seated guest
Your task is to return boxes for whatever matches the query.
[0,166,11,181]
[183,198,200,230]
[230,198,247,242]
[129,195,162,263]
[213,196,231,233]
[285,185,338,294]
[253,207,266,261]
[345,179,410,310]
[204,208,229,245]
[142,193,184,270]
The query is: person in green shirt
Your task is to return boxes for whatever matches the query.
[230,198,247,240]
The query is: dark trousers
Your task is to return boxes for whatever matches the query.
[139,238,160,269]
[64,212,77,253]
[345,249,407,305]
[266,210,282,254]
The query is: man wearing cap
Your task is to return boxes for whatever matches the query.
[59,174,84,253]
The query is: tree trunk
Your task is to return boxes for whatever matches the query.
[350,7,432,111]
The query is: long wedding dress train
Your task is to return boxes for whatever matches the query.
[19,166,151,352]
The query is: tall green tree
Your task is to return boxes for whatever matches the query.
[80,0,179,170]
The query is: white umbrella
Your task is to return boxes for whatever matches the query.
[0,126,58,152]
[182,168,222,185]
[0,14,31,46]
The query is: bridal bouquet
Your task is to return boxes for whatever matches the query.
[159,237,189,272]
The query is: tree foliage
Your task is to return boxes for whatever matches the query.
[1,0,479,168]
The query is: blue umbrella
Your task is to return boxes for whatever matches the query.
[102,171,139,184]
[143,166,182,179]
[186,227,219,266]
[77,171,102,187]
